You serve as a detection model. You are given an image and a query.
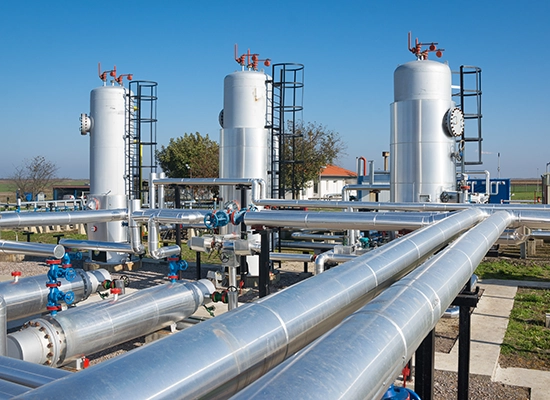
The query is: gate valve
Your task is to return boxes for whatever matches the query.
[46,288,75,316]
[11,271,21,283]
[167,257,188,283]
[110,288,121,301]
[47,261,76,283]
[204,210,231,229]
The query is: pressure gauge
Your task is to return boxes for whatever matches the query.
[444,107,464,137]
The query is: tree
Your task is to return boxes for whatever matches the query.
[156,133,219,199]
[156,132,219,178]
[10,156,59,199]
[280,121,346,196]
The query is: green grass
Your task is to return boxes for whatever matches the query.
[475,260,550,369]
[475,260,550,282]
[0,229,87,244]
[179,241,222,264]
[511,184,542,201]
[501,288,550,370]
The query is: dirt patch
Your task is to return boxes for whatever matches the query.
[435,317,459,353]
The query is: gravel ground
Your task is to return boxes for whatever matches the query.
[0,255,533,399]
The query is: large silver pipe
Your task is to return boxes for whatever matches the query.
[7,279,214,367]
[244,210,448,230]
[251,198,550,212]
[291,232,343,241]
[0,355,71,388]
[314,250,357,275]
[131,208,208,225]
[60,239,136,254]
[19,209,485,400]
[509,209,550,230]
[269,253,315,263]
[0,241,64,259]
[0,269,110,322]
[0,379,30,398]
[234,211,512,400]
[0,298,5,356]
[127,199,145,254]
[531,230,550,242]
[0,209,128,228]
[278,240,337,251]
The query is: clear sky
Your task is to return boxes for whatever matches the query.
[1,1,549,179]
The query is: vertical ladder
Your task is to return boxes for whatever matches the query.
[453,66,483,173]
[126,81,158,202]
[269,63,304,199]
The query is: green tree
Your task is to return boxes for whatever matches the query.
[10,156,59,199]
[280,121,346,196]
[156,132,219,178]
[156,133,219,199]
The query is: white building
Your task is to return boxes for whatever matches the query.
[301,165,357,200]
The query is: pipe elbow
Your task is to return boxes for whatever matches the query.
[314,251,334,275]
[150,245,181,260]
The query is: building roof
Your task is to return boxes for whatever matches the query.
[321,165,357,178]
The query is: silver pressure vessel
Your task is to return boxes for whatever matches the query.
[219,71,270,208]
[85,85,128,263]
[390,60,457,203]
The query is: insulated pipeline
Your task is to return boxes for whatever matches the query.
[7,279,214,367]
[17,209,485,400]
[233,211,512,400]
[60,239,136,254]
[0,298,5,356]
[0,269,110,322]
[244,210,448,231]
[0,209,128,228]
[0,355,71,388]
[0,241,64,259]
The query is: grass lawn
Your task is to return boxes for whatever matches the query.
[500,288,550,370]
[0,229,87,244]
[475,260,550,281]
[475,258,550,370]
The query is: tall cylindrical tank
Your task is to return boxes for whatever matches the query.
[390,60,458,203]
[89,85,127,197]
[219,71,270,208]
[219,70,270,276]
[85,85,128,263]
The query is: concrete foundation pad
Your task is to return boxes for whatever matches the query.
[435,283,517,376]
[494,366,550,400]
[434,282,550,396]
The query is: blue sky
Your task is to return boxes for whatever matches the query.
[1,1,549,179]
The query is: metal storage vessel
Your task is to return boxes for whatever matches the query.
[390,59,459,203]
